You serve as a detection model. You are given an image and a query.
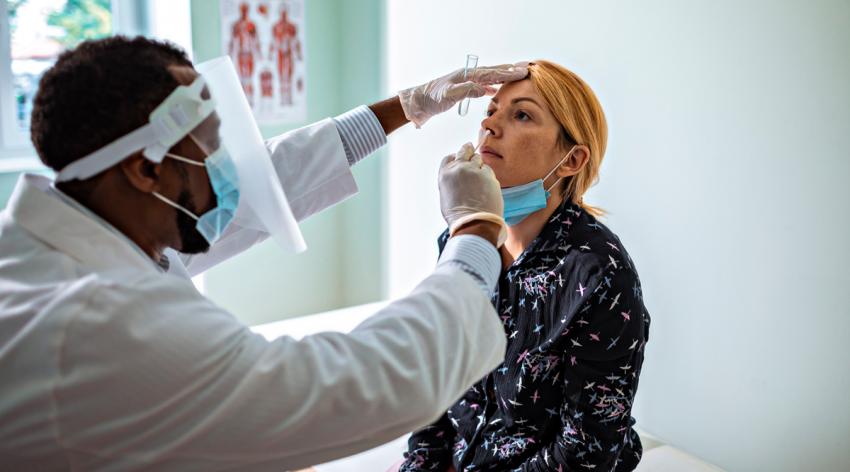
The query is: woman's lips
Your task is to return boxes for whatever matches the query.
[479,146,503,159]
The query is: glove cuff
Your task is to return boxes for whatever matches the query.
[449,213,508,248]
[397,87,430,129]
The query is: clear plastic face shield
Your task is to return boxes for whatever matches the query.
[55,57,307,254]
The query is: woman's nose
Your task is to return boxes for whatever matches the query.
[481,115,498,137]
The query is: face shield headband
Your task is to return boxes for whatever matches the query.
[55,78,217,182]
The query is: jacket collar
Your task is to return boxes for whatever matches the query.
[5,173,161,274]
[504,197,588,271]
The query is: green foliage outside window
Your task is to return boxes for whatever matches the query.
[7,0,112,47]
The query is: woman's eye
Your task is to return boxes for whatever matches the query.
[486,109,495,117]
[515,111,531,121]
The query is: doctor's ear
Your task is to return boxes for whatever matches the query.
[120,153,162,192]
[554,145,590,178]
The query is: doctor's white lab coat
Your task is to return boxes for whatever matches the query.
[0,119,507,471]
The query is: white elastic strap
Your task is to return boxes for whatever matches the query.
[545,177,564,193]
[152,192,199,221]
[544,145,577,193]
[164,153,206,167]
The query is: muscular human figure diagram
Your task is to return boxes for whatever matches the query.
[269,7,302,105]
[229,2,261,105]
[260,68,274,100]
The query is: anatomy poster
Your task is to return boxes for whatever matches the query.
[220,0,307,124]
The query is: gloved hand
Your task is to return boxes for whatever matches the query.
[399,62,529,128]
[438,143,507,247]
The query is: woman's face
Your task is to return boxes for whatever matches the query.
[479,79,568,189]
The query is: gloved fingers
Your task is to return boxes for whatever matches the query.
[447,66,470,82]
[469,152,484,168]
[440,152,456,169]
[455,142,476,161]
[482,162,496,177]
[445,82,488,102]
[472,62,529,85]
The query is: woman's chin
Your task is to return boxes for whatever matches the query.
[481,153,503,169]
[490,171,509,186]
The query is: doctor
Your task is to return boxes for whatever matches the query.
[0,37,524,470]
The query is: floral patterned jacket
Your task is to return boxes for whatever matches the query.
[401,199,651,471]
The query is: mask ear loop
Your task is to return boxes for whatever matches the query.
[155,133,212,220]
[162,133,213,167]
[163,153,206,167]
[151,192,201,221]
[544,145,578,193]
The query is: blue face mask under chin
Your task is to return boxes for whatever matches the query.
[501,146,577,226]
[152,145,241,245]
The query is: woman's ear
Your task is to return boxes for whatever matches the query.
[120,153,162,193]
[555,144,590,178]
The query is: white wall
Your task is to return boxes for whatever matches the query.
[385,1,850,470]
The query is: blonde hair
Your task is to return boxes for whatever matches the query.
[528,60,608,217]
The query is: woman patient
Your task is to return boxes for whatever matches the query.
[398,60,651,471]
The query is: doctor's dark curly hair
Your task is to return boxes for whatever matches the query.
[30,36,193,173]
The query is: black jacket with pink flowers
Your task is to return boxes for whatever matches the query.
[401,198,650,472]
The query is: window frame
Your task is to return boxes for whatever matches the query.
[0,0,26,156]
[0,0,193,168]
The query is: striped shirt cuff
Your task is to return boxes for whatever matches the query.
[333,105,387,166]
[437,235,501,297]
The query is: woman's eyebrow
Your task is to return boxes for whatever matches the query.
[511,97,542,108]
[489,97,541,108]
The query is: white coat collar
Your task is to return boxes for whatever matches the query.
[5,173,161,274]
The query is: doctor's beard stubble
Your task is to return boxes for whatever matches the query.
[174,168,213,254]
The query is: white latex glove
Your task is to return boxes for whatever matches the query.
[438,142,507,247]
[399,62,529,128]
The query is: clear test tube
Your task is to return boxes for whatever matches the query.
[457,54,479,116]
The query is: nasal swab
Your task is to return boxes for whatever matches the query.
[474,129,491,153]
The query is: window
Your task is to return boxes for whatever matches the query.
[1,0,113,153]
[0,0,192,164]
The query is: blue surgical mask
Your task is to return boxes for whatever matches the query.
[501,146,576,226]
[153,146,241,245]
[502,180,550,226]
